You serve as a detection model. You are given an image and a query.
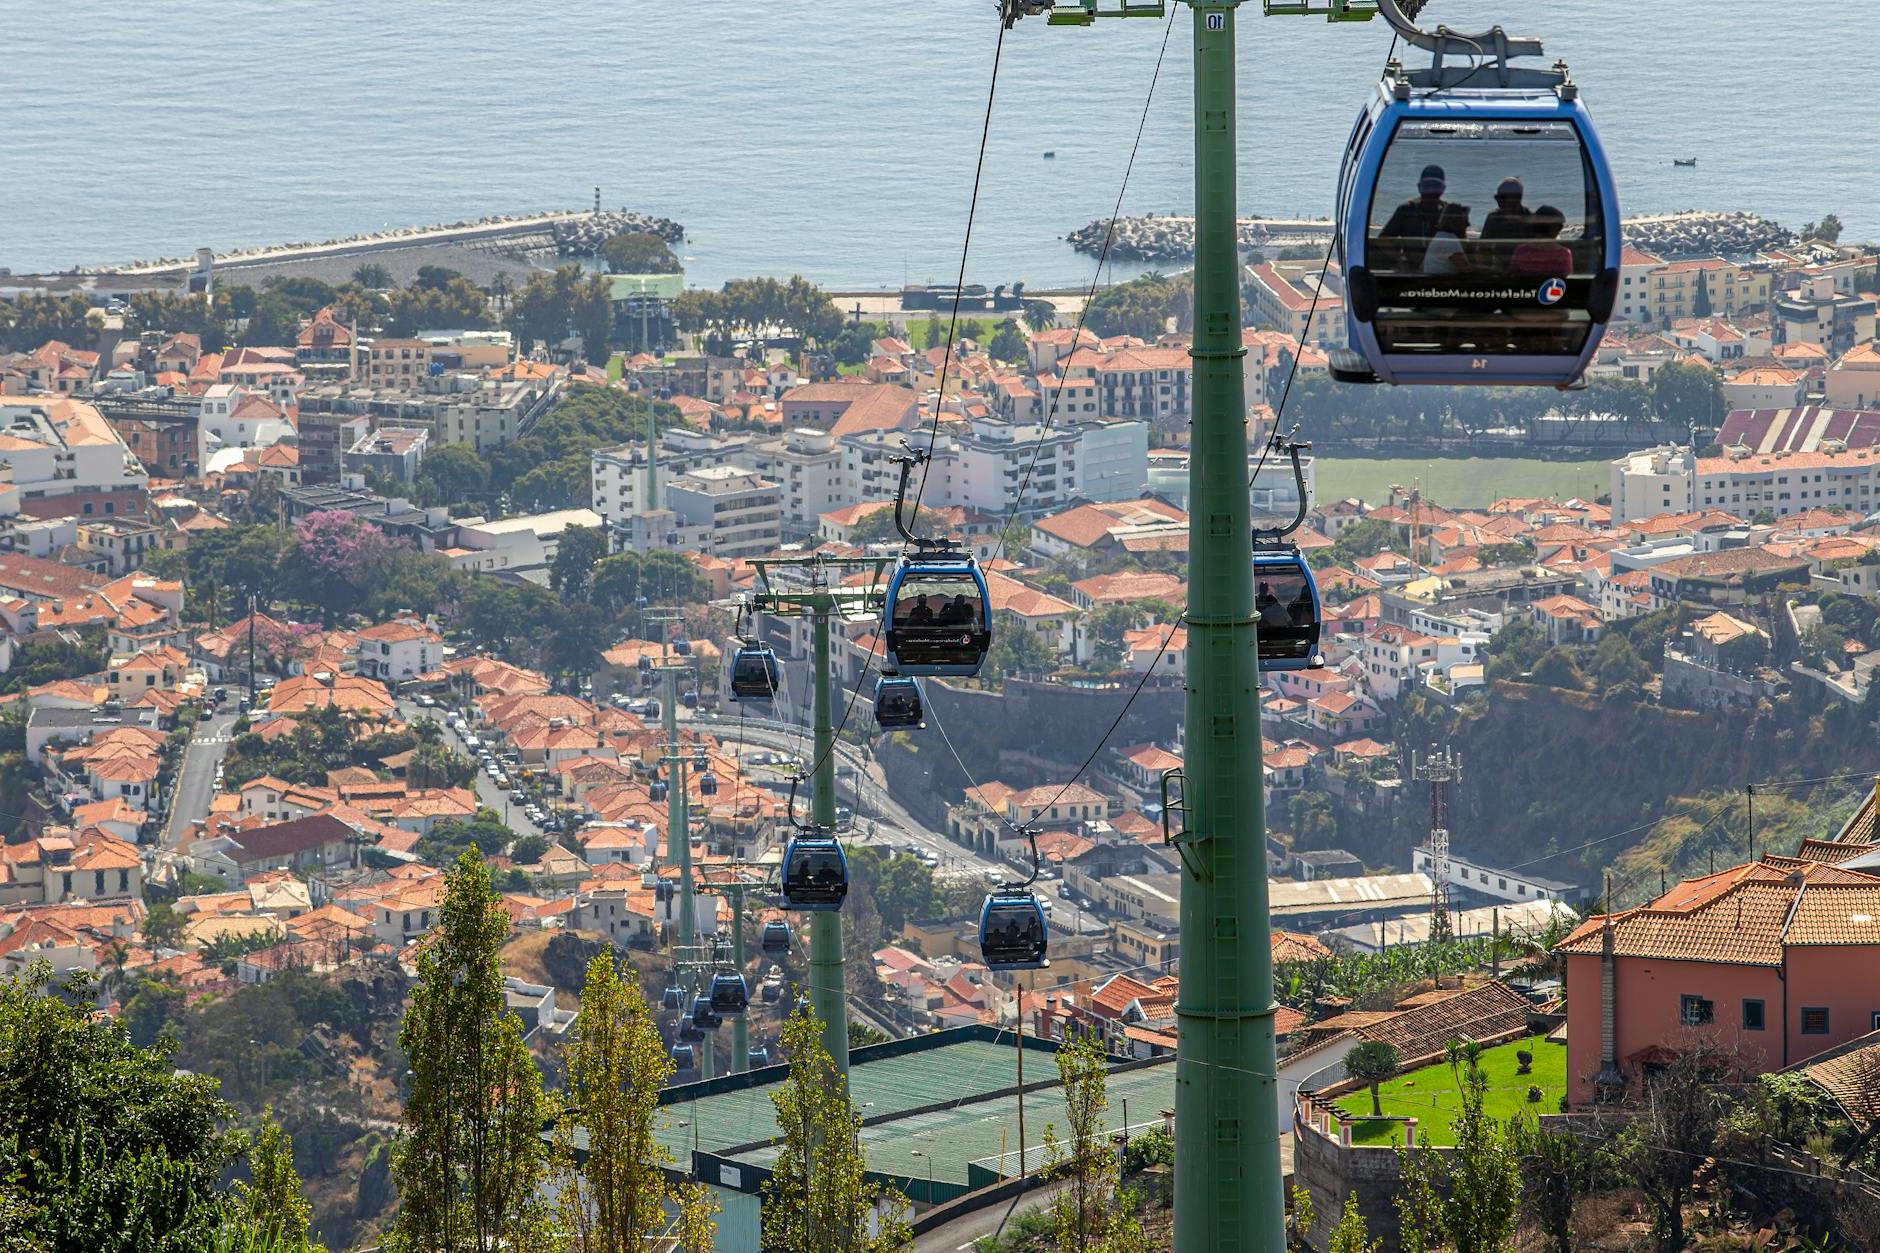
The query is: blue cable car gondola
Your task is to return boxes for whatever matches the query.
[979,891,1049,971]
[748,1046,771,1066]
[670,1043,695,1070]
[1330,7,1618,388]
[876,446,992,677]
[672,638,692,657]
[728,643,781,701]
[678,1018,703,1042]
[873,676,925,730]
[691,995,722,1032]
[761,920,792,956]
[649,778,668,803]
[699,772,718,797]
[761,980,782,1004]
[780,836,848,911]
[978,826,1050,972]
[882,554,992,677]
[709,971,749,1016]
[1254,546,1323,672]
[1251,436,1325,674]
[661,985,682,1011]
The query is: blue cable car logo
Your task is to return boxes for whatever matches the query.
[1537,278,1568,306]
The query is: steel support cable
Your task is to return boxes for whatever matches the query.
[989,3,1181,567]
[910,18,1013,520]
[1247,32,1399,495]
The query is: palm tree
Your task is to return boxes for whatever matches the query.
[1345,1040,1401,1117]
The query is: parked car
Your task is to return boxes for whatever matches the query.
[510,789,529,804]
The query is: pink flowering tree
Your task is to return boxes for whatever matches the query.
[287,510,407,624]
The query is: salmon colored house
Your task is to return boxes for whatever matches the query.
[1555,784,1880,1107]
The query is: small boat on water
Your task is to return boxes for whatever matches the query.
[1673,157,1697,167]
[1042,151,1056,159]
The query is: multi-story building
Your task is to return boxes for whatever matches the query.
[1245,261,1346,346]
[1775,275,1879,356]
[740,427,847,535]
[1633,257,1774,326]
[663,466,781,559]
[1825,342,1880,410]
[1609,444,1698,523]
[357,618,445,682]
[0,397,148,520]
[1690,446,1880,517]
[1556,834,1880,1107]
[589,430,746,543]
[75,518,164,576]
[344,425,429,483]
[363,339,434,388]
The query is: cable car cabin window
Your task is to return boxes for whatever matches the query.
[1252,558,1317,662]
[890,574,987,667]
[1366,119,1605,356]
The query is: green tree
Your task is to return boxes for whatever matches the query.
[549,524,608,601]
[238,1108,318,1250]
[1600,1044,1729,1251]
[847,1021,889,1050]
[510,834,549,865]
[1327,1194,1377,1253]
[1086,603,1148,671]
[1394,1054,1522,1253]
[1528,645,1587,690]
[552,953,681,1251]
[1042,1033,1146,1253]
[761,1009,911,1253]
[0,964,245,1250]
[987,318,1028,364]
[1651,360,1724,428]
[416,444,493,508]
[1344,1041,1400,1117]
[1513,1118,1591,1253]
[1286,791,1340,853]
[1589,632,1651,688]
[407,741,473,790]
[1084,272,1192,339]
[389,851,552,1253]
[1801,213,1844,243]
[599,232,680,275]
[352,263,394,289]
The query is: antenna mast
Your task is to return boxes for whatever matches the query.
[1415,743,1461,944]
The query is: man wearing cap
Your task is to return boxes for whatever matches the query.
[1480,177,1533,269]
[1377,164,1450,270]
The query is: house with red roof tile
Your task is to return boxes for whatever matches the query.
[1557,798,1880,1105]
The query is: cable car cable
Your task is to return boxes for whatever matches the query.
[988,3,1181,568]
[1246,33,1399,495]
[909,17,1013,520]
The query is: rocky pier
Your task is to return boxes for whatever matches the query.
[1070,208,1796,265]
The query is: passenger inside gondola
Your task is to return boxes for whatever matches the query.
[891,576,987,666]
[1255,562,1316,662]
[1366,120,1605,357]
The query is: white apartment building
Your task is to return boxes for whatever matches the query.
[740,427,846,534]
[0,397,148,519]
[841,417,1148,518]
[589,431,740,531]
[447,508,606,580]
[1609,444,1697,523]
[664,466,782,559]
[1614,442,1880,522]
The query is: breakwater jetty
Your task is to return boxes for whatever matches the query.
[97,209,685,278]
[1071,208,1796,265]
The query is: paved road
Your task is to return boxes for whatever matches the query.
[395,698,548,838]
[161,710,238,848]
[911,1180,1069,1253]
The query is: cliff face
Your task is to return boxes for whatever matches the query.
[1320,680,1875,903]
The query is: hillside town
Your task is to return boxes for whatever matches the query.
[1,206,1878,1250]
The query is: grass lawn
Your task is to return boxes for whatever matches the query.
[1334,1037,1565,1146]
[1315,456,1609,510]
[605,353,624,381]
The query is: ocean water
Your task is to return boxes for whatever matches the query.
[1,0,1872,290]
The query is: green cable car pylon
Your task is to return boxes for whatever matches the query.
[1005,0,1388,1245]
